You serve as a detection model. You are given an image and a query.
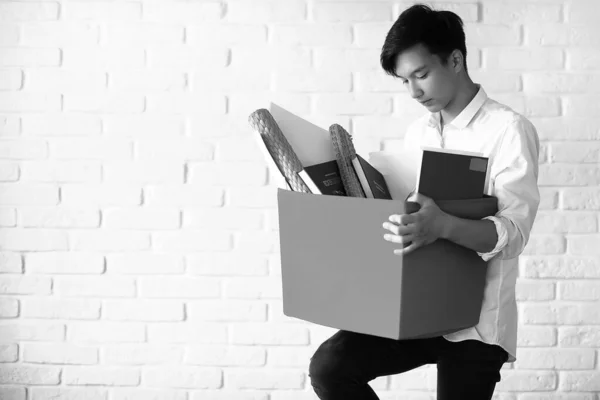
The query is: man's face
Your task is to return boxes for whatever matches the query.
[394,43,458,113]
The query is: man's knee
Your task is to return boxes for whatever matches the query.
[308,343,350,384]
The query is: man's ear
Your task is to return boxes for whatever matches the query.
[450,49,464,73]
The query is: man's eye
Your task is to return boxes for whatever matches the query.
[417,73,428,79]
[402,80,408,85]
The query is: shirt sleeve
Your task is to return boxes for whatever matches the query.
[477,117,541,261]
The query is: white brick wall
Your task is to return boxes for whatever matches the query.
[0,0,599,399]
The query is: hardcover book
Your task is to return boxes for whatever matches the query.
[417,146,489,201]
[303,160,347,197]
[352,154,393,200]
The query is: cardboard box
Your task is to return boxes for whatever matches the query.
[278,189,498,340]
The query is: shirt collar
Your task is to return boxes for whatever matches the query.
[427,84,487,130]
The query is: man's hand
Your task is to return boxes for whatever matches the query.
[382,193,449,255]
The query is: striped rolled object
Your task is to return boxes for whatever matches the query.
[248,108,311,194]
[329,123,365,198]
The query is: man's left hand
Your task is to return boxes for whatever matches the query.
[382,193,449,255]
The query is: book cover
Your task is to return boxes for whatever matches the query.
[352,154,393,200]
[303,160,347,197]
[417,146,489,201]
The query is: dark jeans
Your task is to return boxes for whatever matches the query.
[308,330,509,400]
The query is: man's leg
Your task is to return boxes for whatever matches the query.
[436,339,509,400]
[308,330,443,400]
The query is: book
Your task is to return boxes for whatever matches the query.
[303,160,347,196]
[351,154,393,200]
[416,146,489,201]
[368,150,420,201]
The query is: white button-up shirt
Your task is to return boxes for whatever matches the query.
[403,85,540,363]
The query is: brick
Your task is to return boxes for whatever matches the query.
[0,115,20,137]
[354,23,391,48]
[354,116,416,138]
[20,207,100,229]
[559,326,600,348]
[568,2,600,23]
[153,230,232,252]
[188,162,267,186]
[223,277,281,299]
[0,252,22,273]
[0,322,65,341]
[355,70,406,92]
[147,323,227,344]
[191,391,267,400]
[103,208,180,230]
[110,71,186,92]
[0,2,59,21]
[520,256,600,279]
[524,73,600,93]
[484,48,564,70]
[0,23,19,46]
[313,47,380,72]
[30,388,107,400]
[236,231,280,254]
[560,372,600,391]
[61,184,142,207]
[135,138,214,161]
[68,322,145,343]
[550,142,600,163]
[0,275,51,295]
[144,1,222,22]
[103,344,183,365]
[531,211,597,234]
[226,0,304,22]
[0,48,59,68]
[63,47,144,70]
[49,138,132,160]
[313,3,391,22]
[138,276,221,299]
[531,117,600,141]
[185,345,265,367]
[515,280,555,301]
[0,229,67,251]
[22,114,101,136]
[567,48,600,70]
[186,253,269,276]
[560,281,600,301]
[21,22,100,46]
[228,187,278,208]
[561,188,600,210]
[144,185,223,207]
[105,24,183,46]
[271,24,351,46]
[230,323,309,345]
[0,139,47,160]
[23,343,98,365]
[103,300,184,322]
[231,46,310,71]
[21,298,100,320]
[0,298,19,318]
[215,136,265,163]
[465,24,521,46]
[569,235,600,256]
[103,161,184,184]
[0,68,22,90]
[103,116,186,138]
[514,348,595,370]
[0,344,18,362]
[64,1,141,21]
[187,300,266,322]
[63,366,140,386]
[483,3,561,23]
[520,304,581,325]
[64,93,145,114]
[143,367,221,389]
[111,389,186,400]
[106,253,184,275]
[265,300,304,324]
[565,95,600,116]
[54,276,136,297]
[227,369,304,390]
[183,208,263,231]
[0,164,19,182]
[538,164,600,186]
[188,24,267,46]
[146,47,227,70]
[21,160,102,183]
[527,24,600,47]
[495,371,557,391]
[0,93,60,112]
[266,346,313,367]
[192,69,270,92]
[0,365,60,384]
[188,114,261,138]
[470,71,522,93]
[313,94,393,115]
[0,207,16,226]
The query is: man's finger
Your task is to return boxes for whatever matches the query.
[383,233,415,244]
[394,240,420,255]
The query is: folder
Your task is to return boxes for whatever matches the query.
[278,189,498,340]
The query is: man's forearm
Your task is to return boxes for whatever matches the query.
[440,213,498,254]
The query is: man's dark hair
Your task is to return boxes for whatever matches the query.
[380,4,468,77]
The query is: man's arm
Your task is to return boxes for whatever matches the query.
[440,215,498,254]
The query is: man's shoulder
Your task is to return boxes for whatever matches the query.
[483,96,535,131]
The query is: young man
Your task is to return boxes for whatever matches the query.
[308,4,540,400]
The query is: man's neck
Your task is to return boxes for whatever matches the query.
[439,80,479,127]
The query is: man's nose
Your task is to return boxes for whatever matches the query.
[408,81,423,99]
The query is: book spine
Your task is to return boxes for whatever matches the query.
[298,169,323,195]
[351,157,374,198]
